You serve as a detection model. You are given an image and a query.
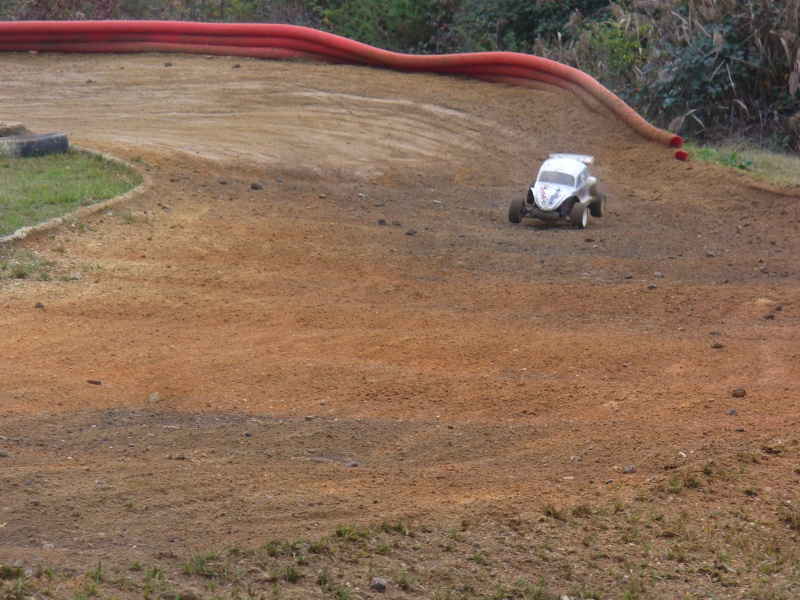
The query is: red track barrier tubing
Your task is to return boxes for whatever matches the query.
[0,21,684,158]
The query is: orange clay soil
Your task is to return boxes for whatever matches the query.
[0,52,799,598]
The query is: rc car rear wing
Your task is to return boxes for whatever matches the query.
[549,153,594,165]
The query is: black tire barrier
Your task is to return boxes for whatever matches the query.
[0,133,70,158]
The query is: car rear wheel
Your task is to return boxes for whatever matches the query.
[589,192,605,217]
[570,201,589,229]
[508,195,525,223]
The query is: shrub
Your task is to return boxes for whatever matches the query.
[629,0,800,146]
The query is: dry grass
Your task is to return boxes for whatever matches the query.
[686,142,800,188]
[3,494,800,599]
[735,148,800,188]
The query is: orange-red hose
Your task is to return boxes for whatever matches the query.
[0,20,683,152]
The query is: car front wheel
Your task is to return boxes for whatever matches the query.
[570,201,589,229]
[508,195,525,223]
[589,192,605,217]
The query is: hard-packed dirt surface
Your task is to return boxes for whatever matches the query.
[1,52,799,598]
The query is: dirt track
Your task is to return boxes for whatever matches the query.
[1,52,800,597]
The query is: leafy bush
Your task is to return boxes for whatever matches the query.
[628,0,800,147]
[5,0,120,19]
[320,0,451,53]
[585,19,649,83]
[429,0,609,54]
[0,0,320,23]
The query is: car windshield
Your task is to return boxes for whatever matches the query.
[537,171,575,187]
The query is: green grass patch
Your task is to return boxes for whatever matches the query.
[685,142,800,188]
[0,248,55,282]
[0,149,142,236]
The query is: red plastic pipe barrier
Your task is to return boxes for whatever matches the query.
[0,20,683,151]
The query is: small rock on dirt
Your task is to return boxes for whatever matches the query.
[345,460,359,468]
[623,465,635,474]
[406,227,417,236]
[710,340,724,349]
[34,302,44,309]
[370,577,387,592]
[148,392,160,404]
[0,450,8,458]
[728,409,738,416]
[732,387,746,398]
[87,380,102,385]
[250,182,263,190]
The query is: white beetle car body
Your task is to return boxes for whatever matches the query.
[508,154,605,229]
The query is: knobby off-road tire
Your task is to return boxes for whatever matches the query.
[570,201,589,229]
[0,133,69,158]
[508,195,525,224]
[589,192,606,217]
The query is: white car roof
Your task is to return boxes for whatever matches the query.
[538,157,587,178]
